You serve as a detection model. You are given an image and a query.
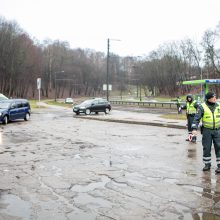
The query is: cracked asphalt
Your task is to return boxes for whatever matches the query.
[0,105,220,220]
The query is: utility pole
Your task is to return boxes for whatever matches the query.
[106,38,110,101]
[106,38,120,101]
[55,71,57,102]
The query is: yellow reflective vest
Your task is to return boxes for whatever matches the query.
[201,103,220,129]
[186,100,197,115]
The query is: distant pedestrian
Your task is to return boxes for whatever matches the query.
[192,92,220,173]
[181,94,199,142]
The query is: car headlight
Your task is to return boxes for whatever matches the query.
[0,113,2,116]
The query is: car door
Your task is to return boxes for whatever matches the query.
[14,101,24,119]
[9,102,18,120]
[90,100,99,112]
[18,101,27,119]
[97,99,106,112]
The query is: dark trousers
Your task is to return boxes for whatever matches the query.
[202,127,220,165]
[187,115,195,133]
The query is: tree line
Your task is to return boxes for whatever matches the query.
[0,16,220,99]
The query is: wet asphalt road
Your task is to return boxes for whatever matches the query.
[0,106,220,220]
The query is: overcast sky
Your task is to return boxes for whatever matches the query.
[0,0,220,57]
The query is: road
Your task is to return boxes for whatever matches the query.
[0,106,220,220]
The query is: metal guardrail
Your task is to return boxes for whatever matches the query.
[110,100,186,109]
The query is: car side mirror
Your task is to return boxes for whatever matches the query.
[10,104,16,109]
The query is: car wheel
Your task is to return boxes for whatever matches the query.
[105,108,110,114]
[24,113,30,121]
[85,109,91,115]
[3,116,8,125]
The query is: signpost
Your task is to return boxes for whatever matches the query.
[37,78,41,103]
[103,84,112,100]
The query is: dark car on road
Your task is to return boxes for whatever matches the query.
[0,99,31,125]
[73,98,111,115]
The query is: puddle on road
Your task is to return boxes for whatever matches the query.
[180,184,204,196]
[0,194,31,220]
[180,183,220,203]
[0,132,2,145]
[187,148,197,158]
[185,212,220,220]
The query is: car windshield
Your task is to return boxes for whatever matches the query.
[0,102,11,109]
[81,100,94,106]
[0,93,8,100]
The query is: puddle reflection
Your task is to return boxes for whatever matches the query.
[0,132,2,145]
[192,212,220,220]
[201,172,220,204]
[187,145,197,159]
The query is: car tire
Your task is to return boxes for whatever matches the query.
[105,108,110,114]
[85,109,91,115]
[24,113,30,121]
[2,116,8,125]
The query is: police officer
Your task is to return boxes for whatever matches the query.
[181,94,199,142]
[192,92,220,173]
[172,96,182,114]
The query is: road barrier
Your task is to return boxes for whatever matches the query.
[110,100,185,109]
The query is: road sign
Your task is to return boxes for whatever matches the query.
[37,78,41,103]
[37,78,41,89]
[103,84,112,91]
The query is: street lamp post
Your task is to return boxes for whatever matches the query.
[200,67,203,98]
[132,63,142,101]
[140,83,142,102]
[54,70,64,102]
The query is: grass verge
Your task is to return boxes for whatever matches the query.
[160,113,186,120]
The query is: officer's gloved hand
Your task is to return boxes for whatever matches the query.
[192,130,197,136]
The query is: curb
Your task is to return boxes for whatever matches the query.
[77,116,186,129]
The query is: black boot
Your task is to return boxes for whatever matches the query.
[203,164,211,171]
[215,166,220,173]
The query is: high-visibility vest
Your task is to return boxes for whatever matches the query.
[201,103,220,129]
[186,100,197,114]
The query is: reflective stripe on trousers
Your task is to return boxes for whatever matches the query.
[202,127,220,165]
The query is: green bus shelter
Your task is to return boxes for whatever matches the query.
[181,79,220,94]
